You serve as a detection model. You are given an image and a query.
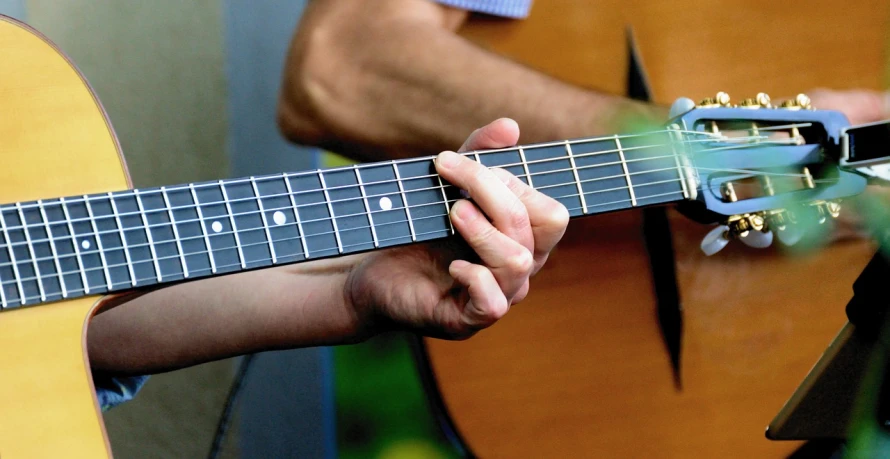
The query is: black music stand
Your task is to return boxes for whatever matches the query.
[767,231,890,455]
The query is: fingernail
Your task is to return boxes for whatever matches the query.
[437,151,461,168]
[452,200,476,222]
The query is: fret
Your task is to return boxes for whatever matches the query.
[192,183,241,274]
[0,213,9,307]
[435,173,455,235]
[83,196,113,290]
[219,181,247,269]
[64,197,108,293]
[317,172,344,254]
[221,179,271,269]
[189,184,217,273]
[37,200,67,298]
[254,174,306,263]
[521,143,584,216]
[395,159,451,242]
[137,190,184,282]
[161,187,190,278]
[165,186,213,276]
[570,138,635,215]
[354,166,380,248]
[565,142,588,215]
[0,207,25,306]
[112,193,158,286]
[355,164,413,248]
[16,203,47,302]
[392,162,417,242]
[86,194,132,290]
[615,135,636,207]
[517,146,533,187]
[250,177,278,263]
[60,198,92,294]
[283,174,311,259]
[620,132,686,206]
[319,169,375,254]
[108,192,137,286]
[288,173,338,258]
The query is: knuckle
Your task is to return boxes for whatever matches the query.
[506,248,534,275]
[507,199,530,229]
[482,296,509,323]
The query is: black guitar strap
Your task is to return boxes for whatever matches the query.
[626,28,684,389]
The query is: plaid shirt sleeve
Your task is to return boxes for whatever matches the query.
[93,373,149,411]
[432,0,532,18]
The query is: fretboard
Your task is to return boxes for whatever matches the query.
[0,131,690,309]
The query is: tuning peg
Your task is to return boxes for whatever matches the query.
[775,225,804,246]
[698,91,731,108]
[740,230,774,248]
[669,97,696,118]
[780,93,813,110]
[756,92,772,107]
[701,225,731,256]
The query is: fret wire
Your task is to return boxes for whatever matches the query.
[392,162,417,242]
[517,146,533,187]
[108,192,138,286]
[250,177,278,264]
[0,209,24,304]
[189,184,217,274]
[17,203,46,302]
[60,198,91,294]
[565,141,588,214]
[353,166,380,248]
[615,135,636,207]
[283,174,310,259]
[317,172,344,253]
[83,196,112,290]
[134,190,163,282]
[435,173,455,235]
[219,180,248,269]
[7,184,688,292]
[161,187,190,278]
[38,200,68,297]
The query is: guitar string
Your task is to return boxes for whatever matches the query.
[0,141,824,263]
[0,129,787,223]
[0,135,805,239]
[2,189,685,304]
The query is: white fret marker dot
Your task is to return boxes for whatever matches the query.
[273,211,286,225]
[379,197,393,211]
[211,221,223,233]
[81,240,90,250]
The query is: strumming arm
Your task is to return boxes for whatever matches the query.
[277,0,663,160]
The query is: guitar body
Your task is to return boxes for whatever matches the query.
[423,1,888,457]
[0,16,128,458]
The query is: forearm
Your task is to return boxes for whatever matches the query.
[87,257,364,375]
[278,0,665,161]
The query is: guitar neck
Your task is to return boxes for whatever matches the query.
[0,130,692,309]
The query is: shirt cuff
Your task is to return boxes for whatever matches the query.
[93,373,149,411]
[432,0,532,18]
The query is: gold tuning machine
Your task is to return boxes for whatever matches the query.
[779,93,813,110]
[727,213,767,237]
[739,93,771,109]
[698,91,731,108]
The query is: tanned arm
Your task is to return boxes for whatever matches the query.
[277,0,662,161]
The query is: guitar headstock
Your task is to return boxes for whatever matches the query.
[668,92,868,254]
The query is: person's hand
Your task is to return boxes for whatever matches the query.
[344,118,569,339]
[806,88,890,125]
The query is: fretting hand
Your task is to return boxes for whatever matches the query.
[345,118,569,339]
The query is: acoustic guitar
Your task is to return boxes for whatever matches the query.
[0,14,883,458]
[418,2,889,458]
